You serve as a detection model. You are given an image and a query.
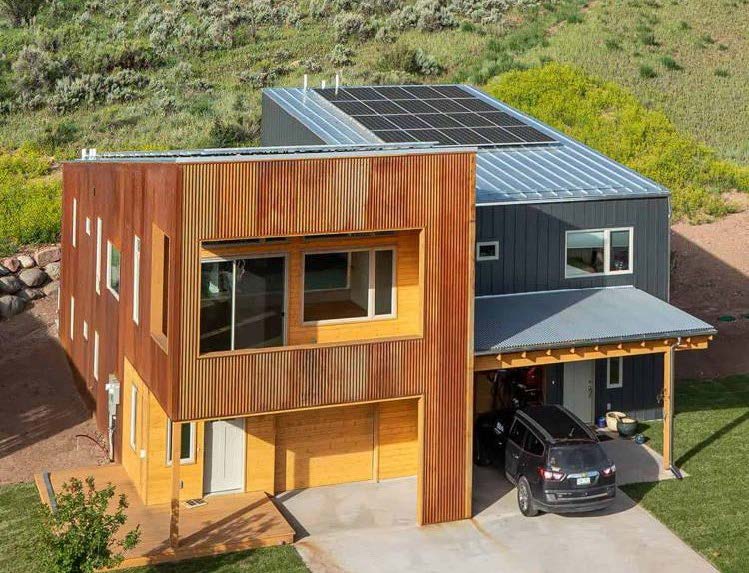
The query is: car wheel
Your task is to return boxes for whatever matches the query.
[517,476,538,517]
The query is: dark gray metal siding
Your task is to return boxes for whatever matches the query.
[594,355,664,421]
[261,93,326,147]
[476,197,669,300]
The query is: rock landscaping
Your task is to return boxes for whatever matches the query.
[0,244,61,320]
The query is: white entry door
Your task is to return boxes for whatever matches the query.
[563,361,595,423]
[204,418,246,495]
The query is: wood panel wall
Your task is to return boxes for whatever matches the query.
[60,161,182,451]
[177,151,476,525]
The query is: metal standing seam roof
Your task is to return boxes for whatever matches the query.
[264,85,669,205]
[474,287,716,354]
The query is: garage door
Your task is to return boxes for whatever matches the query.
[275,404,375,492]
[377,399,419,480]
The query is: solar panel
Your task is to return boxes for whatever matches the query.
[315,84,556,147]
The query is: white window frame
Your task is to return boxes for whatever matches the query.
[476,240,499,261]
[564,227,634,279]
[606,357,624,389]
[129,385,138,452]
[132,236,141,324]
[69,296,75,340]
[72,198,78,248]
[302,246,397,326]
[95,218,103,295]
[82,320,88,341]
[85,217,91,236]
[165,420,196,465]
[106,241,120,300]
[93,331,100,381]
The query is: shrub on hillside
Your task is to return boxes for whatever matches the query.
[0,147,61,256]
[1,0,46,25]
[207,116,260,148]
[485,63,749,221]
[379,45,443,76]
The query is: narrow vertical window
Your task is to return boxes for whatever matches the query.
[69,296,75,340]
[150,225,170,349]
[72,198,78,248]
[132,236,141,324]
[129,385,138,451]
[106,241,121,300]
[606,357,624,389]
[93,331,99,381]
[83,320,88,341]
[166,421,195,464]
[95,218,103,295]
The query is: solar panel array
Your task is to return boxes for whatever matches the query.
[314,85,555,147]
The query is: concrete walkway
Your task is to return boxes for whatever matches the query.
[283,470,715,573]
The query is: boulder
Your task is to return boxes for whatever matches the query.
[18,287,44,302]
[34,245,61,267]
[0,275,23,294]
[17,254,35,268]
[0,295,25,319]
[42,282,60,297]
[0,263,9,277]
[1,257,20,273]
[45,261,61,281]
[19,268,48,287]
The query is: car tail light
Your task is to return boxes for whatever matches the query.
[537,466,565,481]
[602,464,616,477]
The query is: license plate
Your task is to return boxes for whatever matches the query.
[576,477,591,486]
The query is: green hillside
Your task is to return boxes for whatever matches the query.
[524,0,749,165]
[0,0,747,255]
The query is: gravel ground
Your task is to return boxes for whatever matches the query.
[671,195,749,379]
[0,295,106,485]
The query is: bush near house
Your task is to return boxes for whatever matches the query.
[486,63,749,222]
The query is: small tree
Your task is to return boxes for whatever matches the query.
[39,476,141,573]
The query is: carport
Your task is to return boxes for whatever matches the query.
[473,286,716,471]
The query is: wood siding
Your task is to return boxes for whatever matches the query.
[60,162,183,447]
[178,152,476,524]
[475,198,669,299]
[377,399,419,480]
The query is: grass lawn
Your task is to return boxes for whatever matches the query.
[526,0,749,164]
[0,482,307,573]
[622,375,749,573]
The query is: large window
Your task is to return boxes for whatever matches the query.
[200,256,286,354]
[166,421,195,464]
[565,228,633,278]
[106,241,121,299]
[303,248,395,323]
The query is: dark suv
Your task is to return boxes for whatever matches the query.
[504,405,616,516]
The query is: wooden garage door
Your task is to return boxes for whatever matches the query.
[377,399,419,480]
[274,404,375,492]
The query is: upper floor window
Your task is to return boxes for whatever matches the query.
[565,228,633,278]
[106,241,121,299]
[150,226,170,350]
[303,247,395,323]
[476,241,499,262]
[72,198,78,248]
[200,255,286,354]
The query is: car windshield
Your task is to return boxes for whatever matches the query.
[549,444,607,472]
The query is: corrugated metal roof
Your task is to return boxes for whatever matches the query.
[474,287,716,354]
[264,85,669,205]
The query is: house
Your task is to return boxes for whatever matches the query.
[55,83,715,561]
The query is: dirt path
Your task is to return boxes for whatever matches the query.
[671,195,749,379]
[0,295,106,485]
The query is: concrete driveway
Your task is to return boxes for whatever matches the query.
[279,463,715,573]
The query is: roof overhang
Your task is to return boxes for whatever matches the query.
[473,287,716,369]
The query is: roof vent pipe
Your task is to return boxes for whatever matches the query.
[89,148,96,158]
[80,148,88,160]
[335,73,340,94]
[321,79,326,89]
[303,74,308,92]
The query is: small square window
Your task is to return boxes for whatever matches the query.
[476,241,499,261]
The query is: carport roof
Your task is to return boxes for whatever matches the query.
[474,287,716,355]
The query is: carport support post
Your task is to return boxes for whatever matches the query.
[170,421,182,549]
[662,348,674,470]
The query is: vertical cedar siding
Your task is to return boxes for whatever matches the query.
[178,152,476,525]
[59,162,182,456]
